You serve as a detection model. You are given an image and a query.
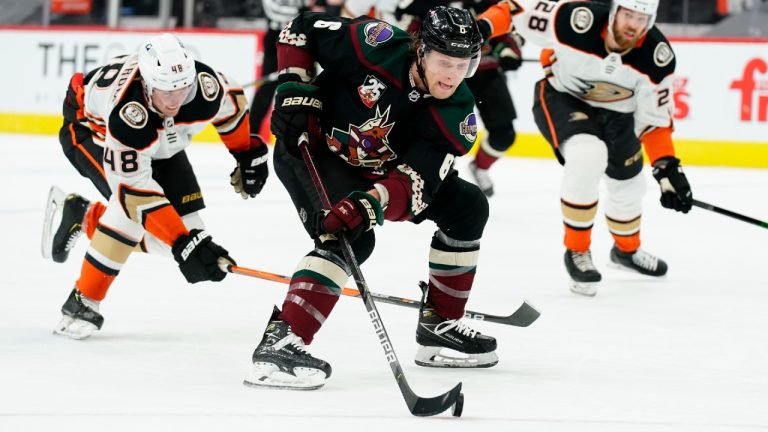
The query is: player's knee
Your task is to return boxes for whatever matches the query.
[562,134,608,178]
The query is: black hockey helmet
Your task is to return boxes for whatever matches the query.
[420,6,482,58]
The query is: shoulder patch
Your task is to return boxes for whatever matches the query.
[198,72,220,101]
[363,22,394,47]
[654,42,674,67]
[119,102,148,129]
[570,7,594,34]
[459,113,477,143]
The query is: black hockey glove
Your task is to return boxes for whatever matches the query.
[270,82,323,159]
[172,229,235,283]
[652,156,693,213]
[488,34,523,71]
[230,134,269,199]
[320,191,383,242]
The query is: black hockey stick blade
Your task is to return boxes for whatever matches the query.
[405,381,463,417]
[418,281,541,327]
[693,199,768,229]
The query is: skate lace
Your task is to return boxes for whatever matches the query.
[65,226,83,251]
[273,332,310,354]
[572,251,597,272]
[436,319,478,339]
[631,249,658,271]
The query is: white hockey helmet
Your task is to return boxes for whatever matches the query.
[138,33,196,95]
[609,0,659,33]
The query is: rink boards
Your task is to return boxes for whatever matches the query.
[0,27,765,167]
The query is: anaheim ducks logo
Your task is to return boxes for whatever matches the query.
[198,72,220,101]
[119,101,148,129]
[574,80,635,103]
[326,106,397,168]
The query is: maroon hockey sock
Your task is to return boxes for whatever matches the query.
[474,148,498,170]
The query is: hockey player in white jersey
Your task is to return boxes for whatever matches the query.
[42,33,270,339]
[512,0,693,295]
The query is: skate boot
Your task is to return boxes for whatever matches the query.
[468,161,495,197]
[608,245,668,277]
[564,249,602,297]
[54,288,104,340]
[244,306,332,390]
[41,186,90,263]
[415,303,498,368]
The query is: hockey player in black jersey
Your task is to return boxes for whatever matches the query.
[245,6,504,390]
[514,0,693,296]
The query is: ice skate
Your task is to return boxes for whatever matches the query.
[54,288,103,340]
[468,161,495,197]
[608,245,668,277]
[564,249,602,296]
[41,186,90,263]
[244,306,332,390]
[415,303,498,368]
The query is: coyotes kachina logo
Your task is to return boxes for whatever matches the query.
[326,106,397,168]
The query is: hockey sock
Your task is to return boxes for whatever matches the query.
[561,199,597,252]
[426,235,479,320]
[280,250,349,344]
[83,201,106,240]
[75,224,138,301]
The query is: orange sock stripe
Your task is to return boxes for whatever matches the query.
[84,201,106,239]
[612,232,641,253]
[75,256,117,301]
[564,224,592,252]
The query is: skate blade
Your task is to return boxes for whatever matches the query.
[415,345,499,368]
[53,315,97,340]
[569,280,598,297]
[243,363,326,390]
[41,186,67,260]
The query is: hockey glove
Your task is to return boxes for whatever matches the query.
[652,156,693,213]
[271,82,323,159]
[230,134,269,199]
[321,191,384,242]
[172,229,235,283]
[489,34,522,71]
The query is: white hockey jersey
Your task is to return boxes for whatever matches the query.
[512,0,676,138]
[79,54,250,244]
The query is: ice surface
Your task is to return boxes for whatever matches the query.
[1,133,766,431]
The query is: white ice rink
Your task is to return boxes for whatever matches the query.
[1,132,767,432]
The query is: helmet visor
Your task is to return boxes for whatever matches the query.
[151,84,194,115]
[422,48,480,79]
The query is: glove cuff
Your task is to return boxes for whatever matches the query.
[348,190,384,226]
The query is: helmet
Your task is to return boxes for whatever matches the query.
[609,0,659,33]
[138,33,196,94]
[419,6,482,77]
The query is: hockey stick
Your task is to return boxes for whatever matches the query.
[221,263,539,327]
[298,132,464,417]
[242,71,280,89]
[693,199,768,229]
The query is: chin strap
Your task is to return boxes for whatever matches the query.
[415,48,430,96]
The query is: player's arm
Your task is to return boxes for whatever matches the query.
[502,0,562,48]
[636,71,693,214]
[212,71,270,199]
